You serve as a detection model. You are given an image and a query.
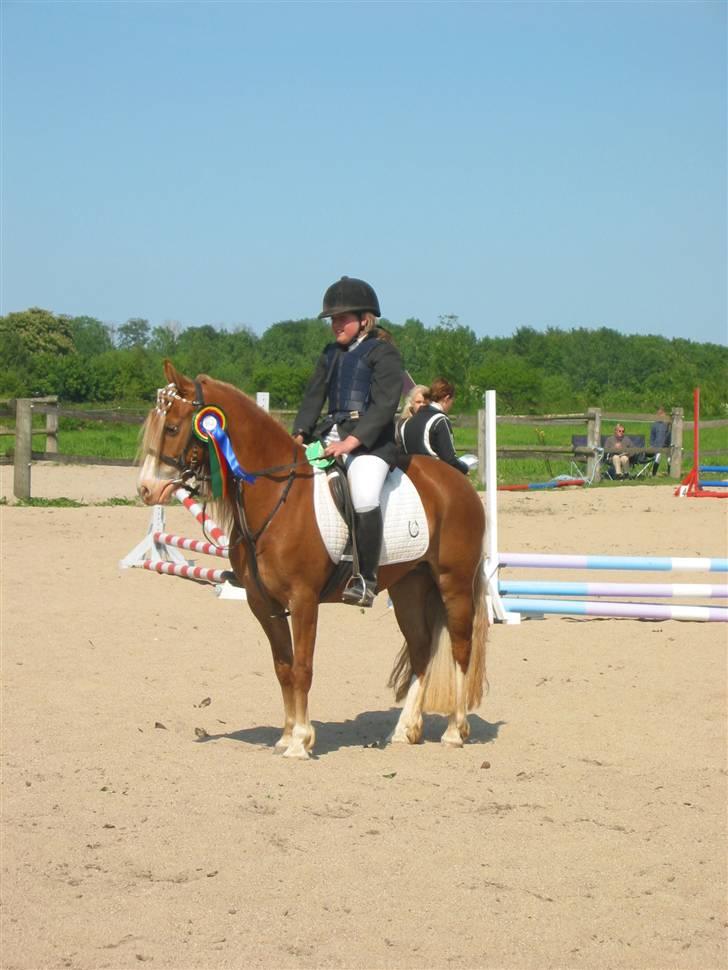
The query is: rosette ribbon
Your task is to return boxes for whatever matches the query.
[192,406,256,498]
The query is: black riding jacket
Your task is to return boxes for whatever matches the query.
[293,330,403,465]
[398,403,469,474]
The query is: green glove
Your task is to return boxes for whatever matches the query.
[305,441,334,469]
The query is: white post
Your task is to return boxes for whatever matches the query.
[119,504,189,568]
[483,390,521,624]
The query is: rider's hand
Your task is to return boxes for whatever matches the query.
[293,434,304,446]
[324,436,361,458]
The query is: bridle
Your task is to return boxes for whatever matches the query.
[152,380,209,489]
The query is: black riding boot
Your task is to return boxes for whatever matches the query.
[341,508,383,608]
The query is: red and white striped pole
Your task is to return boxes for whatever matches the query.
[173,487,229,545]
[141,561,236,584]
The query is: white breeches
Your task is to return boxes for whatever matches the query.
[326,425,389,512]
[344,454,389,512]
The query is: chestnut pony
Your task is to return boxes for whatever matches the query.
[138,361,488,759]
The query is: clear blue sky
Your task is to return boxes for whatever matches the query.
[2,0,726,344]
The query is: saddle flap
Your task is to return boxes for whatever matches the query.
[313,467,429,566]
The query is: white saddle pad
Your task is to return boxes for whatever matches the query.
[313,466,429,565]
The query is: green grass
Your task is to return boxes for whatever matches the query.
[55,425,143,460]
[0,421,144,460]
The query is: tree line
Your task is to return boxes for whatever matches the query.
[1,306,726,415]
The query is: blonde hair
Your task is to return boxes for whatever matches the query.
[401,384,430,419]
[359,311,378,335]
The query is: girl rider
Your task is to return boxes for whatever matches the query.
[292,277,403,608]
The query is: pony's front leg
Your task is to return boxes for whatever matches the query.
[281,595,320,760]
[244,592,296,752]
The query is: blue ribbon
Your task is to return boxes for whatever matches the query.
[208,423,257,484]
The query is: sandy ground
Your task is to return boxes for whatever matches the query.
[1,463,726,970]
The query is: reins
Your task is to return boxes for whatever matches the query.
[240,455,313,479]
[234,447,299,543]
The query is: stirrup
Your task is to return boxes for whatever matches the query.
[341,574,376,608]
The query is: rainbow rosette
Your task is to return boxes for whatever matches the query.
[193,406,256,497]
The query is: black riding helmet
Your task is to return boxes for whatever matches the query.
[318,276,381,319]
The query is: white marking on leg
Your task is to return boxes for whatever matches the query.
[282,723,312,760]
[274,687,296,752]
[388,675,424,745]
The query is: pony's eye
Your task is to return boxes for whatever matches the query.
[165,424,180,436]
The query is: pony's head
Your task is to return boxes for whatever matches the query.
[137,360,210,506]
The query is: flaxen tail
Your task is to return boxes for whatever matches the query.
[388,563,488,714]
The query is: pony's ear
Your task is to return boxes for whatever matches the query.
[163,359,195,395]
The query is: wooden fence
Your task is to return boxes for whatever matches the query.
[0,401,297,499]
[4,397,727,500]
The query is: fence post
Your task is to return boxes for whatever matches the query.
[670,407,683,479]
[586,407,602,483]
[13,398,33,500]
[477,408,485,487]
[44,395,59,453]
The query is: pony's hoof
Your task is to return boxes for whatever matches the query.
[440,730,465,748]
[281,725,315,759]
[282,743,310,760]
[406,724,423,745]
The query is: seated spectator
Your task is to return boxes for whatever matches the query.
[650,406,671,476]
[399,377,469,474]
[603,423,634,479]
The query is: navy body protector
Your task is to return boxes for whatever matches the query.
[325,338,378,422]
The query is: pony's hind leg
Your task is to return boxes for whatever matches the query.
[387,569,440,745]
[436,562,487,748]
[440,663,468,747]
[438,587,473,748]
[389,675,426,745]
